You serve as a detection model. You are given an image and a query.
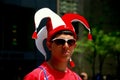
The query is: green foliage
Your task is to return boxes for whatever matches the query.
[74,27,120,75]
[74,38,94,54]
[74,27,120,56]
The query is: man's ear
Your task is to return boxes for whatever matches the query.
[74,42,77,48]
[46,41,52,51]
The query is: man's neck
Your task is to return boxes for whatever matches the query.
[47,59,68,72]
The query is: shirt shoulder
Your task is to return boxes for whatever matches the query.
[23,62,47,80]
[67,69,82,80]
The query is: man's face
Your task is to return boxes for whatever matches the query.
[47,34,76,62]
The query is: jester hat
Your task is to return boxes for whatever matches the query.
[32,8,92,66]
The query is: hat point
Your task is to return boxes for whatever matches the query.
[88,32,92,40]
[32,31,38,39]
[70,58,75,68]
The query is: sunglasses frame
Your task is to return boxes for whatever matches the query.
[51,38,76,46]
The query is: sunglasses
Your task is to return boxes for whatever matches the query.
[52,38,76,46]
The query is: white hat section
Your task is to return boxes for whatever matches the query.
[35,26,47,59]
[34,8,65,60]
[34,8,65,30]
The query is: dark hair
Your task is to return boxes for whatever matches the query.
[80,75,85,79]
[51,30,74,41]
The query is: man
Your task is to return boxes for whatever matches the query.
[24,8,92,80]
[80,72,88,80]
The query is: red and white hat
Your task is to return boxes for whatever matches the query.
[62,13,92,40]
[32,8,67,60]
[32,8,92,65]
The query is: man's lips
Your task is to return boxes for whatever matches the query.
[63,50,71,56]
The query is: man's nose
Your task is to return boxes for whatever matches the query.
[63,42,69,48]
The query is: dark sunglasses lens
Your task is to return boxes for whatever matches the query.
[54,39,65,45]
[68,39,75,46]
[53,39,75,46]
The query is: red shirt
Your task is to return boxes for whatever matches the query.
[24,62,82,80]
